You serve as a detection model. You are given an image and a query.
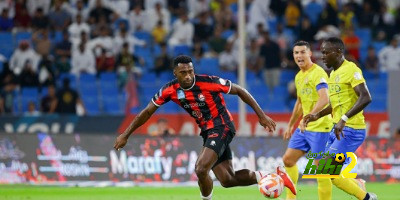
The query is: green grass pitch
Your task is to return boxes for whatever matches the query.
[0,183,398,200]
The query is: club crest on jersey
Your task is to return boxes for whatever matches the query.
[335,75,340,83]
[177,89,185,100]
[354,72,362,80]
[198,93,205,101]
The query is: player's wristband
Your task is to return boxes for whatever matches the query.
[341,115,349,122]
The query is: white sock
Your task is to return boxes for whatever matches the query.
[255,171,269,182]
[201,190,213,200]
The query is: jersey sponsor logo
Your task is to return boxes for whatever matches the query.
[354,72,362,80]
[177,90,185,100]
[208,133,219,138]
[183,102,206,109]
[191,110,203,118]
[198,94,205,101]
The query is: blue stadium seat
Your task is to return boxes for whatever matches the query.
[355,29,371,49]
[81,94,100,115]
[372,41,386,54]
[102,95,123,114]
[280,70,296,85]
[266,97,287,112]
[198,58,219,74]
[134,31,152,44]
[15,31,32,45]
[221,30,235,39]
[0,32,14,58]
[139,72,158,84]
[173,45,191,57]
[159,72,174,81]
[57,73,77,89]
[223,94,238,112]
[135,45,152,58]
[21,87,39,112]
[50,31,63,44]
[79,74,97,95]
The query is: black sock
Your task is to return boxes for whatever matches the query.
[363,193,370,200]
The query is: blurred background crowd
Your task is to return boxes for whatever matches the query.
[0,0,399,116]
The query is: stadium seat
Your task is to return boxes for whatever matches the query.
[78,74,98,95]
[134,31,153,44]
[173,45,191,57]
[0,32,14,58]
[372,41,386,54]
[198,58,219,74]
[21,87,39,112]
[280,70,296,85]
[266,97,288,112]
[355,29,371,49]
[102,95,123,114]
[57,73,77,89]
[81,94,100,115]
[15,31,32,46]
[221,30,235,39]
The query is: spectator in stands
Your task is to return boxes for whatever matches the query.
[9,40,40,76]
[71,42,96,76]
[246,39,262,73]
[116,42,142,89]
[364,46,379,73]
[38,55,56,87]
[167,0,186,17]
[194,12,213,42]
[168,12,194,47]
[151,42,172,76]
[219,42,237,72]
[88,0,114,24]
[109,0,130,19]
[358,1,375,28]
[89,26,114,57]
[19,59,40,88]
[31,8,49,31]
[27,0,51,16]
[0,8,13,31]
[317,1,338,27]
[56,78,85,115]
[192,40,205,61]
[146,2,170,33]
[24,101,41,116]
[284,0,301,30]
[259,31,282,91]
[378,37,400,71]
[208,26,227,56]
[0,63,18,114]
[96,48,115,73]
[13,5,31,31]
[113,26,146,55]
[188,0,209,19]
[40,84,57,113]
[342,27,360,61]
[68,14,91,42]
[152,20,167,44]
[49,0,71,31]
[68,0,89,21]
[338,3,356,29]
[304,0,323,26]
[32,29,52,57]
[128,4,146,32]
[273,24,294,55]
[150,118,176,136]
[298,16,317,43]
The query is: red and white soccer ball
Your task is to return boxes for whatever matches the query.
[258,173,284,199]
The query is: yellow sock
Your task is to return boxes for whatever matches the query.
[317,178,332,200]
[332,176,367,200]
[285,165,298,200]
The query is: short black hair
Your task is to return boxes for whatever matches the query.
[324,37,345,53]
[173,55,192,67]
[293,40,311,49]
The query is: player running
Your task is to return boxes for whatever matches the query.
[114,55,296,199]
[304,37,377,200]
[282,41,333,200]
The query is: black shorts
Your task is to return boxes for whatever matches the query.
[201,125,235,168]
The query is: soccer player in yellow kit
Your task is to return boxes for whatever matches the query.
[282,41,333,200]
[304,37,377,200]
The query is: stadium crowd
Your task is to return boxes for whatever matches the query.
[0,0,399,115]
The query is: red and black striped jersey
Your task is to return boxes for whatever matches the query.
[152,74,235,132]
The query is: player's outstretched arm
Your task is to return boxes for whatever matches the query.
[303,103,332,127]
[229,83,276,132]
[114,102,158,150]
[284,98,303,140]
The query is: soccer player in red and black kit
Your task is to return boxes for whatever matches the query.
[114,55,296,199]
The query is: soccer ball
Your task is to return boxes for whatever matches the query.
[335,153,346,163]
[258,173,284,199]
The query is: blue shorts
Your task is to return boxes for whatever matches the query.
[288,128,330,159]
[325,126,366,163]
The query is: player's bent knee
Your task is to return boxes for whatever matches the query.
[195,164,209,178]
[282,155,295,167]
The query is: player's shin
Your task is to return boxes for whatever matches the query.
[285,165,299,200]
[332,176,367,200]
[317,178,332,200]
